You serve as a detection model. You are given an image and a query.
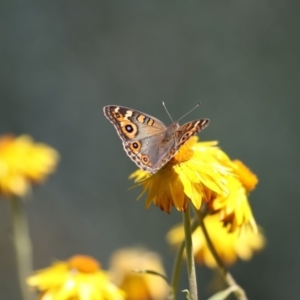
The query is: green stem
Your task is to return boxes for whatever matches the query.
[195,209,248,300]
[10,197,34,300]
[183,203,198,300]
[171,220,199,300]
[170,237,184,300]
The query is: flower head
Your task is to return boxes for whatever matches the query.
[0,135,59,197]
[130,137,259,231]
[27,255,125,300]
[130,137,231,213]
[109,248,169,300]
[209,160,259,232]
[167,214,265,268]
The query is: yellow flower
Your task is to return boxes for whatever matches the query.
[109,248,169,300]
[130,137,259,231]
[167,214,265,268]
[209,160,258,232]
[130,137,231,213]
[0,135,59,197]
[232,159,258,192]
[27,255,125,300]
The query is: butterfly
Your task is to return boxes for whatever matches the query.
[103,105,210,174]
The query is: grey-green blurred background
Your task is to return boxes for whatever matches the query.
[1,1,299,299]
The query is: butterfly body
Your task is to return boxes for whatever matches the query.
[103,105,209,174]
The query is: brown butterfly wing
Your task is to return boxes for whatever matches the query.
[103,105,167,141]
[175,119,210,148]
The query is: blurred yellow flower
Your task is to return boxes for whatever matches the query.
[130,137,231,213]
[27,255,125,300]
[232,159,258,192]
[0,135,59,197]
[109,248,169,300]
[209,160,259,232]
[167,214,265,268]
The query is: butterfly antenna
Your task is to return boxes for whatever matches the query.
[162,101,175,123]
[177,102,201,122]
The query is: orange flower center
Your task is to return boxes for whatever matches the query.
[68,255,101,273]
[171,137,197,164]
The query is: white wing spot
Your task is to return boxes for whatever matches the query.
[125,110,133,118]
